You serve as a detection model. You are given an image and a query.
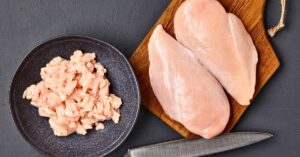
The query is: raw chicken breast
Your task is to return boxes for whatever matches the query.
[148,25,230,139]
[174,0,258,105]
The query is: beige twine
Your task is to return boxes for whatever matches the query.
[267,0,286,37]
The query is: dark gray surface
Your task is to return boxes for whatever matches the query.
[0,0,297,156]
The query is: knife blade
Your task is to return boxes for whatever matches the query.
[124,132,272,157]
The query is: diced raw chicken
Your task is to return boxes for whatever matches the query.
[23,50,122,136]
[76,122,87,135]
[95,122,105,130]
[174,0,258,105]
[111,110,120,123]
[148,25,230,139]
[109,94,122,109]
[38,107,56,118]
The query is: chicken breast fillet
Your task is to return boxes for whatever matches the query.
[174,0,258,105]
[148,25,230,139]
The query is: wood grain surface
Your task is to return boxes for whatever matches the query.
[129,0,280,138]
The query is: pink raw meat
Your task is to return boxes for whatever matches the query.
[174,0,258,105]
[148,25,230,139]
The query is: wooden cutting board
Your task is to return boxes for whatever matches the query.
[129,0,280,138]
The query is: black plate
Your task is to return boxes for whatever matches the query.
[9,36,140,157]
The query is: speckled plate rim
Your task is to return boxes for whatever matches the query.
[9,35,141,157]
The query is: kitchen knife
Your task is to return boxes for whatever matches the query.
[123,132,272,157]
